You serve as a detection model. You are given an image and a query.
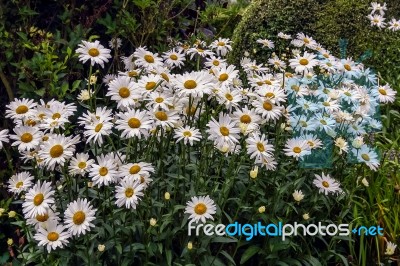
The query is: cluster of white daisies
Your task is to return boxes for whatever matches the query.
[0,31,395,252]
[367,2,400,31]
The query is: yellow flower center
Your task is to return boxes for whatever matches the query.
[185,106,196,115]
[47,232,59,241]
[257,142,265,152]
[344,91,351,96]
[183,131,192,137]
[16,105,29,114]
[293,147,302,153]
[88,48,100,57]
[291,85,300,92]
[26,119,36,126]
[265,92,275,98]
[322,181,330,188]
[155,111,168,121]
[225,93,233,101]
[99,167,108,176]
[263,102,273,111]
[125,188,134,198]
[170,54,178,60]
[119,87,130,98]
[194,203,207,215]
[320,119,327,125]
[256,81,264,86]
[361,154,370,161]
[146,82,157,91]
[217,41,225,46]
[73,211,86,225]
[219,73,229,82]
[161,73,169,82]
[52,113,61,119]
[378,88,387,95]
[33,193,44,206]
[155,97,164,103]
[197,48,204,53]
[299,59,309,66]
[140,175,145,184]
[184,80,197,89]
[95,123,103,132]
[16,181,24,188]
[323,53,329,58]
[303,38,310,44]
[213,60,220,66]
[220,126,230,136]
[50,144,64,158]
[144,55,154,63]
[128,71,138,77]
[240,114,251,124]
[307,141,315,147]
[21,133,33,143]
[78,161,87,169]
[129,165,141,174]
[264,80,272,85]
[323,102,330,107]
[36,213,49,222]
[42,135,49,141]
[128,118,141,128]
[344,64,351,71]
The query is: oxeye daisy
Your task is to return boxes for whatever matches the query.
[303,134,323,149]
[252,99,283,121]
[206,113,240,147]
[152,110,180,129]
[385,241,397,256]
[186,47,214,60]
[353,145,380,171]
[115,109,153,139]
[313,172,342,195]
[289,51,318,74]
[373,84,396,104]
[232,107,262,128]
[162,48,186,68]
[268,56,286,70]
[246,133,274,162]
[26,208,60,230]
[174,126,202,146]
[367,14,386,29]
[217,86,242,111]
[136,73,163,96]
[119,162,155,180]
[9,126,41,151]
[64,198,97,236]
[106,76,138,109]
[78,107,114,127]
[283,138,311,160]
[388,18,400,31]
[146,91,174,111]
[257,156,278,171]
[108,37,122,49]
[33,220,69,253]
[22,181,55,218]
[8,171,34,195]
[209,37,232,56]
[115,178,145,209]
[0,129,9,149]
[293,33,318,49]
[278,32,291,39]
[89,154,119,187]
[204,56,227,69]
[184,195,217,224]
[213,65,238,86]
[75,40,111,68]
[38,134,76,170]
[256,39,274,49]
[6,98,37,121]
[83,117,113,145]
[134,47,163,69]
[172,71,216,98]
[68,153,95,176]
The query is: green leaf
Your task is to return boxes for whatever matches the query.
[240,246,260,265]
[220,250,236,265]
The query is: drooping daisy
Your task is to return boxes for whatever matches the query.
[186,47,214,60]
[22,181,55,218]
[162,48,186,68]
[353,145,380,171]
[108,37,122,49]
[277,32,291,39]
[256,39,274,49]
[6,98,37,121]
[134,47,163,69]
[246,133,274,162]
[209,38,232,56]
[289,51,318,74]
[75,40,111,68]
[8,171,34,195]
[89,154,119,187]
[38,134,77,170]
[68,153,95,176]
[313,172,342,196]
[119,162,155,180]
[172,71,216,98]
[34,220,69,252]
[174,126,202,146]
[26,208,60,230]
[0,129,9,149]
[64,198,97,236]
[115,109,153,139]
[106,76,138,109]
[206,113,240,147]
[257,156,278,171]
[184,195,217,223]
[293,33,318,49]
[115,178,145,209]
[283,138,311,160]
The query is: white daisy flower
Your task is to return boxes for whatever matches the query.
[209,38,232,56]
[108,37,122,49]
[277,32,291,39]
[0,129,9,149]
[119,162,155,180]
[353,145,380,171]
[184,195,217,223]
[174,126,202,146]
[313,172,342,196]
[172,71,216,99]
[186,47,214,59]
[293,33,318,49]
[136,74,163,96]
[6,98,37,121]
[9,126,42,151]
[89,154,119,187]
[252,99,283,121]
[292,190,304,202]
[68,153,95,176]
[256,156,278,171]
[246,133,274,162]
[22,181,55,218]
[367,14,386,28]
[213,65,239,86]
[106,76,138,109]
[256,39,274,49]
[8,171,34,195]
[38,134,77,170]
[385,241,397,256]
[388,18,400,31]
[26,208,60,230]
[115,109,153,139]
[34,220,69,252]
[206,113,240,147]
[217,86,242,111]
[162,48,186,68]
[75,40,111,68]
[64,198,97,236]
[152,110,180,129]
[369,2,387,15]
[204,56,227,69]
[134,47,163,69]
[289,51,318,74]
[146,91,174,111]
[373,84,396,104]
[83,118,113,145]
[115,178,145,209]
[283,138,311,159]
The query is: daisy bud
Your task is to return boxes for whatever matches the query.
[303,213,310,220]
[8,211,16,218]
[164,192,171,200]
[87,182,93,188]
[292,190,304,202]
[352,137,364,149]
[150,218,157,226]
[0,208,5,216]
[385,241,397,256]
[280,123,286,130]
[258,206,266,213]
[7,238,13,246]
[89,75,97,85]
[98,244,105,252]
[361,178,369,187]
[250,166,258,179]
[187,241,193,250]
